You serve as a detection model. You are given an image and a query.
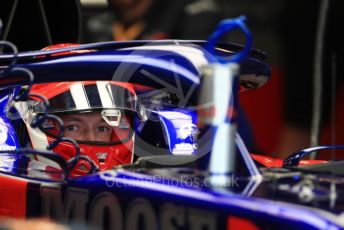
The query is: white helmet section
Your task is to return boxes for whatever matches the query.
[13,102,61,170]
[14,101,49,150]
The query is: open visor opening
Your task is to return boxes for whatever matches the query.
[30,81,142,115]
[40,111,134,145]
[27,81,140,144]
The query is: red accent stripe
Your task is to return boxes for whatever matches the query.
[227,216,260,230]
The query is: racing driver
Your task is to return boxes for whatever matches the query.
[14,80,146,176]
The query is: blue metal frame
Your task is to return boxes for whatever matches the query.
[283,145,344,167]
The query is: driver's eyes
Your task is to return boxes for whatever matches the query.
[97,126,110,132]
[66,125,79,132]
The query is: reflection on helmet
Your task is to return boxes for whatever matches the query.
[17,81,145,176]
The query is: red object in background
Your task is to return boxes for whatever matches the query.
[240,66,344,159]
[240,66,284,155]
[41,43,81,51]
[251,154,283,167]
[38,43,92,58]
[251,154,327,168]
[227,216,260,230]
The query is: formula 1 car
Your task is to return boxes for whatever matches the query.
[1,17,344,230]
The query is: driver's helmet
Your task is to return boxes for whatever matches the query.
[16,81,145,175]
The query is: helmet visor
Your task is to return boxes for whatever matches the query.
[32,81,141,115]
[28,81,140,144]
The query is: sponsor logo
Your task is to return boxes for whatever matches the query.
[41,186,217,230]
[173,143,198,155]
[96,152,108,163]
[179,123,199,142]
